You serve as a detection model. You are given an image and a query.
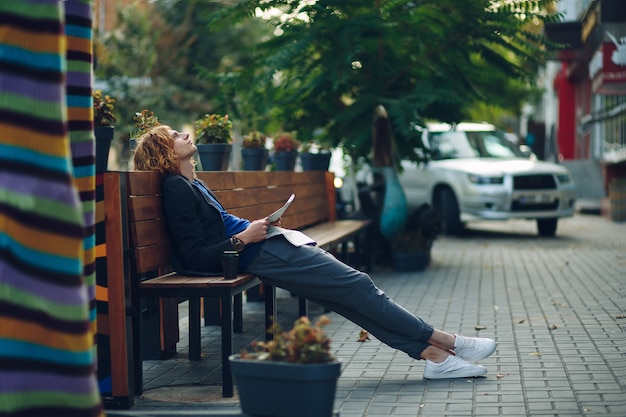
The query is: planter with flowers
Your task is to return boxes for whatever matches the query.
[129,109,160,152]
[230,315,341,417]
[241,131,268,171]
[300,140,332,171]
[93,89,117,173]
[272,132,300,171]
[195,113,233,171]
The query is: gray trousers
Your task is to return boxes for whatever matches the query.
[246,236,434,359]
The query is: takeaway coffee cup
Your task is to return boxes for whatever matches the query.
[222,250,239,279]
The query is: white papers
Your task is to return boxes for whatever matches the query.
[266,226,316,247]
[265,194,316,247]
[266,193,295,222]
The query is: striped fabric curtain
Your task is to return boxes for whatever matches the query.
[0,1,103,416]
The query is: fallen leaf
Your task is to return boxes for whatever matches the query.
[529,352,542,356]
[616,314,625,319]
[548,324,558,330]
[357,329,370,342]
[518,319,525,324]
[496,373,508,379]
[475,325,487,330]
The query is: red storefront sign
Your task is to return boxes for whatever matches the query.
[592,37,626,95]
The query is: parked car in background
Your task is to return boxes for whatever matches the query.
[397,122,576,236]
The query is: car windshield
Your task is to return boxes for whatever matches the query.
[429,130,525,160]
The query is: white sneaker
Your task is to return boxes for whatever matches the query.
[423,356,487,379]
[454,334,496,362]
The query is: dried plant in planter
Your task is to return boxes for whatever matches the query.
[241,315,335,364]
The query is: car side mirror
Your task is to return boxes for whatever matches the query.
[519,145,536,160]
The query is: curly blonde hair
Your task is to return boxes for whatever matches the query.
[133,125,182,177]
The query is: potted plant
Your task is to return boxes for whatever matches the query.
[93,89,117,173]
[390,229,433,271]
[129,109,160,151]
[195,113,233,171]
[230,315,341,417]
[300,140,332,171]
[390,204,441,271]
[241,131,268,171]
[272,132,300,171]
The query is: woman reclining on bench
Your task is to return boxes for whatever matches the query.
[133,125,496,380]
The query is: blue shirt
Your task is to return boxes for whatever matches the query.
[192,180,263,271]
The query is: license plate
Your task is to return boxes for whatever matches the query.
[518,194,554,204]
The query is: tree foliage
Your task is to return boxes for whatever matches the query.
[207,0,559,162]
[93,0,272,143]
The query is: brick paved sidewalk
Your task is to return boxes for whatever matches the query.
[109,214,626,417]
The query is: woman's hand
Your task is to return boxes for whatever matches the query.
[269,217,282,227]
[237,218,270,244]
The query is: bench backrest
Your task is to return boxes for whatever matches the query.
[104,170,337,276]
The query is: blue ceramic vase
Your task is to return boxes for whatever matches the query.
[375,166,408,240]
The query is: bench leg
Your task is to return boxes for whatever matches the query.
[203,297,221,326]
[132,300,143,395]
[188,298,201,361]
[341,241,348,262]
[264,284,276,341]
[298,297,308,318]
[221,295,234,397]
[245,283,264,301]
[354,235,362,268]
[365,227,374,272]
[233,293,243,333]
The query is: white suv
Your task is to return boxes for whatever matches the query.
[397,122,576,236]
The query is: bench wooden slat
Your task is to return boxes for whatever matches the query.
[306,220,372,248]
[131,219,169,248]
[133,243,171,275]
[140,272,257,289]
[126,170,163,195]
[214,186,289,209]
[127,195,163,222]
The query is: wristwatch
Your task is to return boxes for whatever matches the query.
[230,236,245,252]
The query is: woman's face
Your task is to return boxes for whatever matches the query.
[170,130,195,159]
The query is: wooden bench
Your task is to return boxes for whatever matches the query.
[103,170,371,400]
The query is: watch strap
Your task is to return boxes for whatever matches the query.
[230,236,245,251]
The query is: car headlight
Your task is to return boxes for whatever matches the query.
[556,173,572,184]
[468,174,504,185]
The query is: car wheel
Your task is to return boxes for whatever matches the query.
[537,218,558,236]
[435,188,462,235]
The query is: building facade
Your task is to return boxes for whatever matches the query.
[544,0,626,218]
